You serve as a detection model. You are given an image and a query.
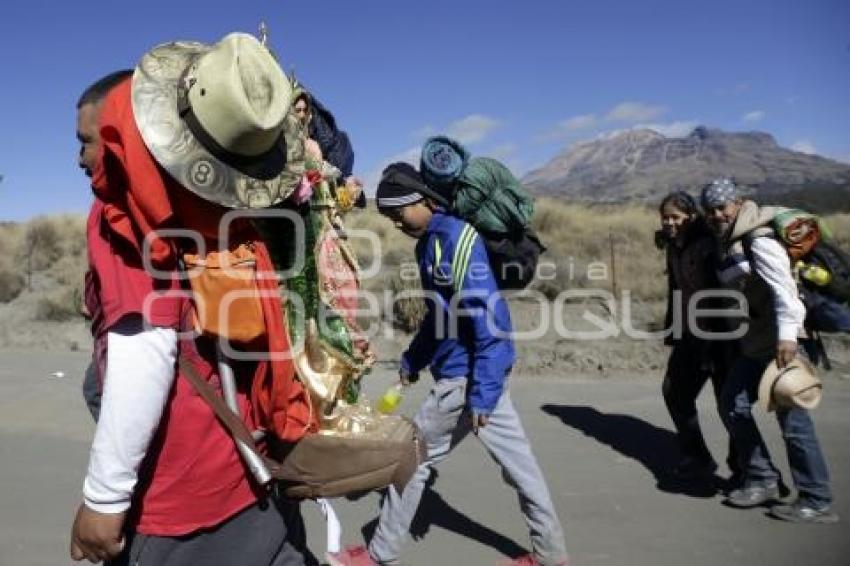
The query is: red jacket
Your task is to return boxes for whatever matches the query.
[84,79,312,535]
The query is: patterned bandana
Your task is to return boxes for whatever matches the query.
[701,178,739,210]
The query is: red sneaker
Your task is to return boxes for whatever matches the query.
[500,555,569,566]
[500,555,539,566]
[326,545,378,566]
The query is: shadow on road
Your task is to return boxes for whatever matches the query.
[541,404,721,498]
[361,470,529,559]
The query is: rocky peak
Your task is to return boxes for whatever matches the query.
[523,127,850,210]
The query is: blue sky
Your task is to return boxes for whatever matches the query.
[1,0,848,220]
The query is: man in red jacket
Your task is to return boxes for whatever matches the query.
[76,69,132,422]
[69,32,315,565]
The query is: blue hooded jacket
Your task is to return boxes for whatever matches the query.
[400,210,515,415]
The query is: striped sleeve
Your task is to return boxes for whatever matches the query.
[451,224,478,292]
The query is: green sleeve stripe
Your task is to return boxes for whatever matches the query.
[451,225,475,284]
[456,232,478,290]
[452,225,478,290]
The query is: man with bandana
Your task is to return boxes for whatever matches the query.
[76,69,134,422]
[702,179,838,523]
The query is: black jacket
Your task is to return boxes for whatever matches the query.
[308,96,365,208]
[662,219,728,344]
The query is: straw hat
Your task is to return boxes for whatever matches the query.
[758,358,822,412]
[132,32,305,208]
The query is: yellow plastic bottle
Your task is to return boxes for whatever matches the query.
[796,261,832,286]
[377,383,405,414]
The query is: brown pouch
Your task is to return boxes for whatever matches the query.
[179,356,424,499]
[183,243,267,344]
[273,418,424,499]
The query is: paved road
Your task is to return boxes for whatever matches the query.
[0,350,847,566]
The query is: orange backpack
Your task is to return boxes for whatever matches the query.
[183,243,267,344]
[181,235,317,444]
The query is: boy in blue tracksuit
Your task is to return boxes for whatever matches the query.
[351,162,567,566]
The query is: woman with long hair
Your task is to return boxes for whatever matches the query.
[657,191,739,485]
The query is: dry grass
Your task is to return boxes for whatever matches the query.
[1,201,847,333]
[531,198,665,300]
[35,288,80,322]
[351,199,668,300]
[0,215,87,305]
[0,216,88,349]
[343,199,850,331]
[531,200,850,302]
[343,200,667,329]
[0,269,25,303]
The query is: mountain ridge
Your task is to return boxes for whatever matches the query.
[522,126,850,210]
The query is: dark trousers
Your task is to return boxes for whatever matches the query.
[108,497,314,566]
[662,337,738,474]
[719,353,832,506]
[82,360,101,422]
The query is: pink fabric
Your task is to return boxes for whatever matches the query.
[316,232,369,357]
[291,175,315,205]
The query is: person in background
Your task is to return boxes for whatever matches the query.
[656,191,740,486]
[329,162,568,566]
[702,178,838,523]
[292,88,365,209]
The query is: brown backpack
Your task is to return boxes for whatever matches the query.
[179,356,425,499]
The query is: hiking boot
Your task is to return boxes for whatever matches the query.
[723,482,782,508]
[722,471,745,495]
[769,500,840,524]
[326,545,380,566]
[671,457,718,480]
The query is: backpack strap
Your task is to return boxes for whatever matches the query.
[178,356,258,448]
[177,355,286,481]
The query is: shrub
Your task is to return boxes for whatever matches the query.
[49,255,87,288]
[35,288,80,322]
[52,214,87,257]
[21,217,62,288]
[0,222,23,261]
[0,268,25,303]
[387,271,426,332]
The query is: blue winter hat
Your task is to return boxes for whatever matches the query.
[701,178,740,210]
[420,136,470,192]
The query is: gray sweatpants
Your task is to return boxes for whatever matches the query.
[108,498,312,566]
[368,377,568,565]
